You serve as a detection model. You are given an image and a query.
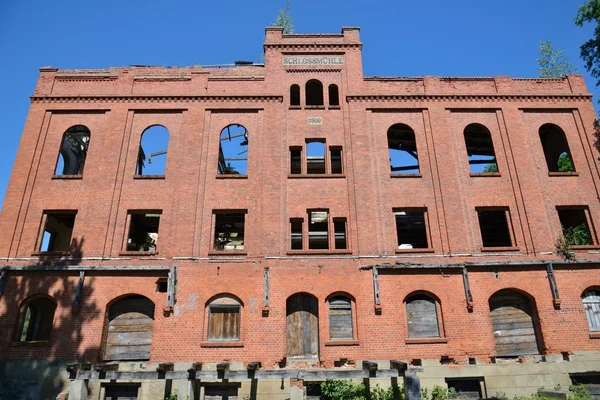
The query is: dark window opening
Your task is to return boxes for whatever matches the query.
[204,383,240,400]
[395,210,428,249]
[558,207,593,246]
[218,124,248,175]
[334,218,347,250]
[290,84,300,106]
[330,147,343,174]
[328,84,340,106]
[387,123,419,174]
[17,297,56,342]
[583,289,600,332]
[126,213,160,252]
[446,378,485,399]
[291,218,303,250]
[309,210,329,249]
[539,123,575,172]
[55,125,90,176]
[406,294,440,338]
[570,373,600,397]
[214,213,245,251]
[306,382,324,400]
[40,212,76,252]
[136,125,169,176]
[477,209,512,247]
[103,384,140,400]
[306,79,324,106]
[306,141,326,174]
[290,147,302,174]
[156,278,168,293]
[328,296,353,339]
[464,123,498,173]
[208,297,241,341]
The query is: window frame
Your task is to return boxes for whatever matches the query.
[476,207,517,251]
[387,123,421,177]
[404,292,445,343]
[556,206,597,248]
[121,210,162,255]
[36,210,77,254]
[135,125,170,178]
[53,125,91,178]
[463,123,499,176]
[288,140,344,177]
[393,208,433,253]
[211,210,248,254]
[14,295,57,344]
[206,295,243,343]
[288,210,350,254]
[327,295,354,341]
[538,123,577,175]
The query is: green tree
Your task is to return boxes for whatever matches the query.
[557,152,574,172]
[482,163,498,173]
[273,0,294,34]
[576,0,600,87]
[537,40,577,78]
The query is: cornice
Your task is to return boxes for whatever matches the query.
[264,43,361,50]
[347,93,593,102]
[30,94,283,104]
[285,68,342,73]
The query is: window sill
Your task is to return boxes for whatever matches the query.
[305,105,325,109]
[405,337,447,345]
[395,248,435,254]
[328,106,341,110]
[10,340,51,347]
[589,332,600,339]
[289,106,302,110]
[32,251,71,257]
[133,175,165,179]
[480,246,520,252]
[390,173,422,178]
[201,341,244,348]
[52,174,83,180]
[119,251,159,256]
[208,250,247,256]
[216,174,248,179]
[324,340,359,346]
[572,245,600,250]
[470,172,501,177]
[548,172,579,177]
[286,249,352,255]
[288,174,346,179]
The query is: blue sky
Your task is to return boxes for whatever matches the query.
[0,0,596,209]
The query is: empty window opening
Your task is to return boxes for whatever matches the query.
[583,289,600,332]
[17,296,56,342]
[446,378,485,399]
[218,124,248,175]
[214,213,245,251]
[395,209,428,249]
[558,207,593,246]
[330,147,343,174]
[290,147,302,174]
[55,125,90,176]
[136,125,169,176]
[40,212,76,252]
[207,296,241,341]
[126,212,160,252]
[539,123,575,172]
[103,384,141,400]
[305,79,324,106]
[477,208,512,247]
[464,123,498,173]
[156,278,168,293]
[328,296,353,340]
[306,382,324,400]
[328,84,340,106]
[307,141,326,174]
[290,84,300,106]
[334,218,347,250]
[405,294,441,338]
[570,373,600,397]
[290,218,303,250]
[204,383,240,400]
[309,210,329,249]
[387,123,419,174]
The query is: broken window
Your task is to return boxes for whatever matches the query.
[395,209,428,249]
[306,141,326,174]
[290,84,300,106]
[308,210,329,249]
[333,218,347,249]
[207,296,241,341]
[126,212,161,252]
[464,123,498,173]
[16,296,56,342]
[40,212,76,252]
[104,295,154,361]
[136,125,169,176]
[330,147,343,174]
[582,289,600,332]
[477,208,512,248]
[55,125,90,176]
[214,213,245,251]
[387,123,419,174]
[291,212,348,251]
[218,124,248,175]
[290,218,303,250]
[539,123,575,172]
[328,84,339,106]
[290,146,302,174]
[445,378,485,399]
[557,207,593,246]
[405,294,440,338]
[305,79,324,106]
[328,296,353,340]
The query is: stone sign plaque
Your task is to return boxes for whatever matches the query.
[283,56,344,66]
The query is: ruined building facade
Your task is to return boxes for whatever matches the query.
[2,27,600,399]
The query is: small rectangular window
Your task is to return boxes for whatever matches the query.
[308,210,329,249]
[214,213,245,251]
[126,212,161,252]
[557,207,594,246]
[204,384,240,400]
[156,278,168,293]
[334,218,347,249]
[395,209,428,249]
[40,212,76,252]
[330,147,343,174]
[290,147,302,174]
[291,218,303,250]
[445,377,485,399]
[306,141,326,174]
[103,383,140,400]
[477,208,512,248]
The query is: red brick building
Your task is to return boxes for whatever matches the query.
[1,27,600,399]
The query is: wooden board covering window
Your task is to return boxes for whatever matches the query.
[489,290,539,357]
[104,296,154,361]
[329,296,353,340]
[583,290,600,332]
[286,294,319,358]
[406,295,440,338]
[208,306,240,340]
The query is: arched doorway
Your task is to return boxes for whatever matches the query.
[286,293,319,358]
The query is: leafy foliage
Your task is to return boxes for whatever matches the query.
[575,0,600,87]
[273,0,294,34]
[482,163,499,173]
[221,162,240,174]
[564,223,592,246]
[538,40,577,78]
[320,380,405,400]
[557,152,574,172]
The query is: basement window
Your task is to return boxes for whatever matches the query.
[395,209,429,250]
[557,207,593,246]
[477,208,513,248]
[203,383,240,400]
[126,212,161,252]
[387,123,420,174]
[136,125,169,176]
[307,141,326,174]
[539,123,575,173]
[214,213,245,251]
[464,123,498,173]
[55,125,90,176]
[218,124,248,175]
[290,218,303,250]
[445,377,485,399]
[40,212,76,252]
[103,384,141,400]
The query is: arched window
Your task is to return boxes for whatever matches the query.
[104,295,155,360]
[286,293,319,358]
[328,295,353,340]
[55,125,90,176]
[305,80,324,106]
[290,84,300,106]
[405,294,440,338]
[218,124,248,175]
[583,289,600,332]
[328,84,339,106]
[464,123,498,173]
[539,123,575,173]
[387,123,419,174]
[207,295,242,341]
[16,296,56,342]
[136,125,169,176]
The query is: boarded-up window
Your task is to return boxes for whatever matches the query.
[489,290,540,357]
[405,295,440,338]
[104,295,154,361]
[286,293,319,358]
[328,296,353,340]
[583,289,600,332]
[208,296,241,341]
